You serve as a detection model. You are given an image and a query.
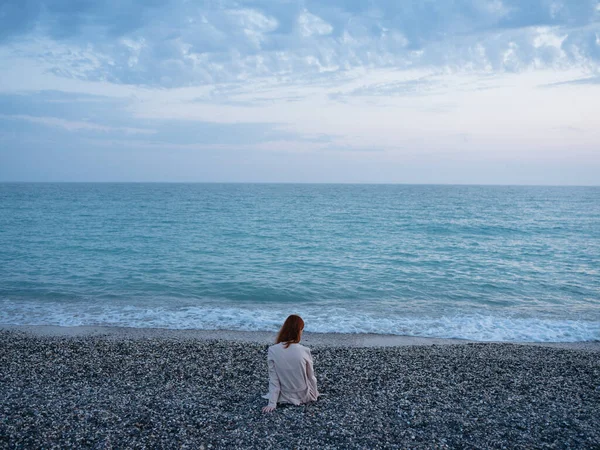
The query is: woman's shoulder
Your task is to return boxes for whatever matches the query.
[296,343,311,352]
[268,342,310,351]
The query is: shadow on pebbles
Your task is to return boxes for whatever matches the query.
[1,330,599,449]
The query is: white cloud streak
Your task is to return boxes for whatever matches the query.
[0,114,156,135]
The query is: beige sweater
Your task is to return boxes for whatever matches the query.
[264,342,319,407]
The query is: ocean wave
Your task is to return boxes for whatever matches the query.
[1,299,598,343]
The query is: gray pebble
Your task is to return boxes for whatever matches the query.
[0,331,599,449]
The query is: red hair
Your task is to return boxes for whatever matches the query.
[276,315,304,348]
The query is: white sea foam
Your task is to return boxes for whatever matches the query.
[1,299,598,343]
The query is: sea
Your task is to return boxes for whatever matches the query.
[0,183,598,342]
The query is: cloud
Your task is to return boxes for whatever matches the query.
[329,77,437,101]
[298,10,333,37]
[0,0,42,42]
[0,0,598,88]
[0,90,130,121]
[1,1,600,185]
[0,89,339,148]
[0,113,156,134]
[541,75,600,86]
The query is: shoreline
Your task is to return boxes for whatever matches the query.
[2,323,598,351]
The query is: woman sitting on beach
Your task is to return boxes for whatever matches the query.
[262,315,319,413]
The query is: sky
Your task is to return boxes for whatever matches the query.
[0,0,599,184]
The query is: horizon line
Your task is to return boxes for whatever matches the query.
[1,181,599,187]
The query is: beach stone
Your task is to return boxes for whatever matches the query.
[0,331,599,449]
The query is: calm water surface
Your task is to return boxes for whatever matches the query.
[1,183,598,342]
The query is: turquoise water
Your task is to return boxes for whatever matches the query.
[1,183,599,342]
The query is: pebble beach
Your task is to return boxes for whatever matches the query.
[1,328,599,449]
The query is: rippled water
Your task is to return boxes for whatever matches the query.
[1,183,598,341]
